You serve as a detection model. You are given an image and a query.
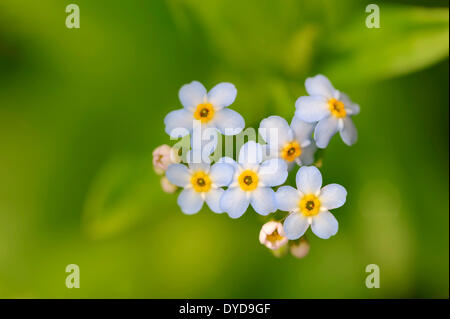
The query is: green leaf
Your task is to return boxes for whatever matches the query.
[319,6,449,84]
[82,154,165,239]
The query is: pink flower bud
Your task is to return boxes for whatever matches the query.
[153,144,178,175]
[259,221,288,250]
[290,238,310,259]
[160,176,177,194]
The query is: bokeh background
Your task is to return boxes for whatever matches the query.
[0,0,448,298]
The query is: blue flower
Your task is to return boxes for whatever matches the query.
[259,115,317,170]
[295,74,360,148]
[164,81,245,139]
[220,141,288,219]
[166,161,234,215]
[276,166,347,240]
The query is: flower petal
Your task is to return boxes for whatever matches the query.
[238,141,263,165]
[275,186,300,212]
[283,212,309,240]
[187,160,210,174]
[290,116,315,144]
[295,96,330,123]
[305,74,336,98]
[213,108,245,135]
[207,82,237,109]
[220,187,250,219]
[258,158,288,187]
[217,156,239,171]
[298,143,316,166]
[250,187,277,216]
[339,117,358,146]
[314,116,339,148]
[164,109,193,138]
[296,165,322,195]
[205,188,225,213]
[210,163,234,187]
[165,164,191,187]
[311,211,338,239]
[259,116,294,146]
[319,184,347,210]
[179,81,207,111]
[177,188,204,215]
[340,92,360,115]
[189,127,218,160]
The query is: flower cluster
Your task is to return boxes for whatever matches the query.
[154,75,359,258]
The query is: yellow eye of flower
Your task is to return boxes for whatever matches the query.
[238,170,259,191]
[191,171,212,192]
[328,98,346,118]
[281,141,302,162]
[299,194,321,216]
[194,103,215,123]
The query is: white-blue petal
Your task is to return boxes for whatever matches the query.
[290,116,315,144]
[210,163,234,187]
[258,158,288,187]
[295,96,330,123]
[177,188,204,215]
[166,164,191,187]
[250,187,277,216]
[259,116,293,146]
[207,82,237,109]
[164,109,193,138]
[189,127,218,160]
[340,92,360,115]
[339,117,358,146]
[187,161,210,174]
[311,211,338,239]
[283,212,309,240]
[319,184,347,210]
[296,166,322,195]
[220,187,250,219]
[217,157,239,171]
[205,188,225,213]
[298,143,316,166]
[275,186,300,212]
[314,116,339,148]
[238,141,263,165]
[305,74,336,98]
[179,81,207,111]
[213,108,245,135]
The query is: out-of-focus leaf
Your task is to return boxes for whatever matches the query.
[320,6,449,84]
[82,154,163,240]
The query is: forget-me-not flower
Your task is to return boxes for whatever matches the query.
[295,74,359,148]
[164,81,245,140]
[165,160,234,215]
[219,141,288,219]
[259,115,316,170]
[276,166,347,239]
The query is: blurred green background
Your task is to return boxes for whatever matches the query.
[0,0,448,298]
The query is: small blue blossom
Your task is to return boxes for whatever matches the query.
[166,161,234,215]
[295,74,360,148]
[164,81,245,140]
[220,141,288,219]
[276,166,347,239]
[259,115,317,170]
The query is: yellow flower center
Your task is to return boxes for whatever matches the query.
[328,98,346,118]
[194,103,215,123]
[281,141,302,162]
[191,171,212,193]
[266,229,284,243]
[238,170,259,191]
[299,194,321,216]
